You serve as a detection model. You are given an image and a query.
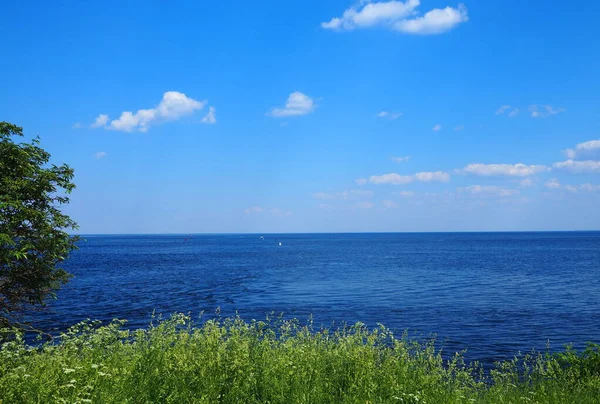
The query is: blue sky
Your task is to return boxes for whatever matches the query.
[2,0,600,233]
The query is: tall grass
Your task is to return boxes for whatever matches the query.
[1,313,599,403]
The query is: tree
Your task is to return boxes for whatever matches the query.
[0,122,79,329]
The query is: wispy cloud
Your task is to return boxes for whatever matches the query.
[244,206,264,214]
[572,183,600,193]
[553,159,600,173]
[414,171,450,182]
[72,122,83,129]
[458,185,519,197]
[496,105,519,117]
[397,191,415,197]
[432,124,442,131]
[456,163,549,177]
[529,105,565,118]
[544,179,561,189]
[91,114,109,128]
[519,178,533,188]
[563,139,600,159]
[355,201,375,209]
[244,206,292,216]
[377,111,403,120]
[91,92,207,132]
[392,156,411,163]
[313,189,374,200]
[454,125,464,131]
[395,4,469,34]
[545,179,600,193]
[268,92,315,117]
[94,151,107,160]
[321,0,468,35]
[201,106,217,124]
[357,171,450,185]
[382,200,398,208]
[366,173,413,185]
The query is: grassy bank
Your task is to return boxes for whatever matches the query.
[1,314,599,403]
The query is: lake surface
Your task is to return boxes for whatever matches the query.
[32,232,600,367]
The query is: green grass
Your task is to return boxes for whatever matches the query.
[1,313,599,403]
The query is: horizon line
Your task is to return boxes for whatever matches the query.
[75,230,600,236]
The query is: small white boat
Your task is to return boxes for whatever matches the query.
[278,242,282,246]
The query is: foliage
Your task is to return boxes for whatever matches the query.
[0,122,79,328]
[1,314,599,403]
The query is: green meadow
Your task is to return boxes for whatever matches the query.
[1,314,599,403]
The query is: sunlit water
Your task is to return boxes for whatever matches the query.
[30,232,600,367]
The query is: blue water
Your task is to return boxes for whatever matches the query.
[32,232,600,367]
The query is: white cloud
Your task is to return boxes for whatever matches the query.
[564,149,576,159]
[392,156,411,163]
[433,124,442,131]
[457,163,550,177]
[268,92,315,117]
[459,185,520,197]
[553,159,600,173]
[454,125,464,131]
[322,0,420,30]
[496,105,519,117]
[360,171,450,185]
[91,114,109,128]
[156,92,206,119]
[322,0,467,35]
[109,110,155,132]
[397,191,415,197]
[519,178,533,188]
[563,139,600,159]
[92,92,207,132]
[94,151,107,160]
[72,122,83,129]
[575,140,600,153]
[201,106,216,124]
[496,105,511,115]
[313,189,374,200]
[578,183,600,192]
[564,185,578,193]
[377,111,402,120]
[369,173,414,185]
[414,171,450,182]
[545,180,600,193]
[557,183,600,193]
[529,105,565,118]
[394,4,469,35]
[382,200,398,208]
[244,206,265,214]
[545,179,561,189]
